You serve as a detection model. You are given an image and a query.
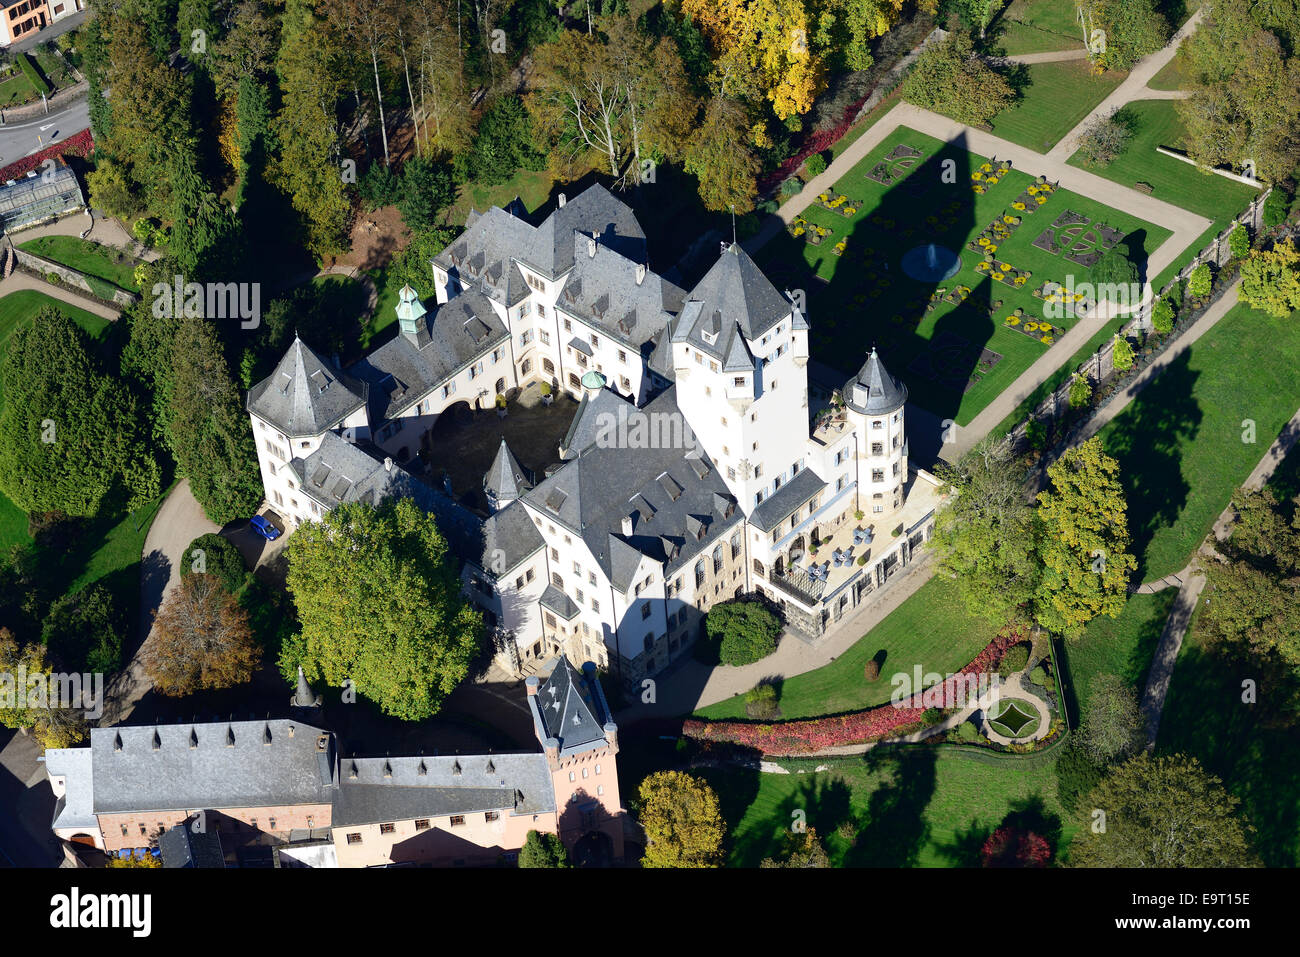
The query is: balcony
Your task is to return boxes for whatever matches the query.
[770,567,825,607]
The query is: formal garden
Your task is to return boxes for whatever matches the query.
[761,126,1169,427]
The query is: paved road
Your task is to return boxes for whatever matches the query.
[0,97,89,162]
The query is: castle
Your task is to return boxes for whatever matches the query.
[245,184,942,691]
[44,657,625,867]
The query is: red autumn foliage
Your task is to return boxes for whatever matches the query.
[681,626,1029,756]
[758,88,879,195]
[980,826,1052,868]
[0,128,94,183]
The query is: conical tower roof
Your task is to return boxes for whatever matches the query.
[246,336,366,437]
[484,438,529,505]
[844,347,907,416]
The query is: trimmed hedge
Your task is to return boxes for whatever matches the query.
[684,627,1026,755]
[18,53,50,97]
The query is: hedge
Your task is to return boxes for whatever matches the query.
[18,53,50,97]
[0,128,93,182]
[683,627,1026,755]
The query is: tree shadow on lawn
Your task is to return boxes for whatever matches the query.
[1100,348,1202,581]
[758,131,995,431]
[1156,638,1300,867]
[936,793,1064,867]
[840,747,939,866]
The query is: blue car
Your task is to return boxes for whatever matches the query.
[249,515,281,541]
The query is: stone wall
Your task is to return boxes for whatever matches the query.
[12,246,140,307]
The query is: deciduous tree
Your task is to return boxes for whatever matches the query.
[146,572,260,695]
[1068,753,1260,867]
[901,28,1014,127]
[1080,673,1144,762]
[1240,237,1300,317]
[1033,437,1137,636]
[283,499,482,720]
[518,830,572,867]
[637,770,725,868]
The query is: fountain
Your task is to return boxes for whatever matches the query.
[901,241,961,282]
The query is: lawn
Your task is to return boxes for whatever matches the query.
[0,70,35,108]
[359,265,400,349]
[988,61,1127,153]
[448,167,555,229]
[698,746,1074,867]
[1057,591,1176,723]
[16,235,142,295]
[1147,46,1186,90]
[1095,301,1300,581]
[758,125,1170,427]
[1065,100,1260,289]
[694,575,994,721]
[992,0,1088,55]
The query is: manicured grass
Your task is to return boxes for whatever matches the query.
[0,70,36,107]
[360,265,400,349]
[989,698,1039,736]
[1066,100,1260,288]
[1096,301,1300,581]
[1058,591,1176,722]
[989,61,1127,153]
[1147,46,1186,90]
[993,0,1088,55]
[694,575,994,721]
[699,746,1074,867]
[449,167,554,228]
[758,125,1169,426]
[17,235,142,294]
[1157,605,1300,866]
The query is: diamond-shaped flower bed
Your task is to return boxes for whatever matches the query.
[988,698,1039,738]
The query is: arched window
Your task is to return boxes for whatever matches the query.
[543,358,555,374]
[520,359,532,375]
[643,633,654,653]
[495,377,506,394]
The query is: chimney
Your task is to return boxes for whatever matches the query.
[525,676,540,696]
[587,236,597,258]
[558,193,566,208]
[621,512,635,536]
[383,457,394,472]
[635,262,647,285]
[603,722,619,752]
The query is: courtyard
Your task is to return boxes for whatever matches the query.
[423,389,580,513]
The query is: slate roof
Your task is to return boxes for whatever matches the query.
[484,438,530,503]
[673,243,793,365]
[525,183,646,276]
[528,656,613,757]
[87,720,337,814]
[645,317,677,382]
[45,747,96,833]
[247,338,368,438]
[559,384,631,459]
[434,184,646,286]
[749,466,829,533]
[333,753,555,826]
[479,500,545,576]
[349,287,508,423]
[555,234,684,351]
[540,584,580,620]
[845,347,908,416]
[523,386,741,590]
[159,821,226,868]
[289,432,435,512]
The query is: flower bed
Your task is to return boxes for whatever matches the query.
[0,128,93,182]
[814,187,860,217]
[682,628,1028,755]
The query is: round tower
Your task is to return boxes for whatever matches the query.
[843,347,909,525]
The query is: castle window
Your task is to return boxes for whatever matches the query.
[380,823,396,834]
[415,820,430,831]
[485,811,499,822]
[641,603,651,620]
[347,833,362,844]
[449,816,465,827]
[872,420,883,429]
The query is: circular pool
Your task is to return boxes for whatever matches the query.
[901,243,962,282]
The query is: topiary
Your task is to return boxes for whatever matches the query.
[181,532,249,595]
[1151,298,1174,334]
[803,153,828,178]
[744,682,780,719]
